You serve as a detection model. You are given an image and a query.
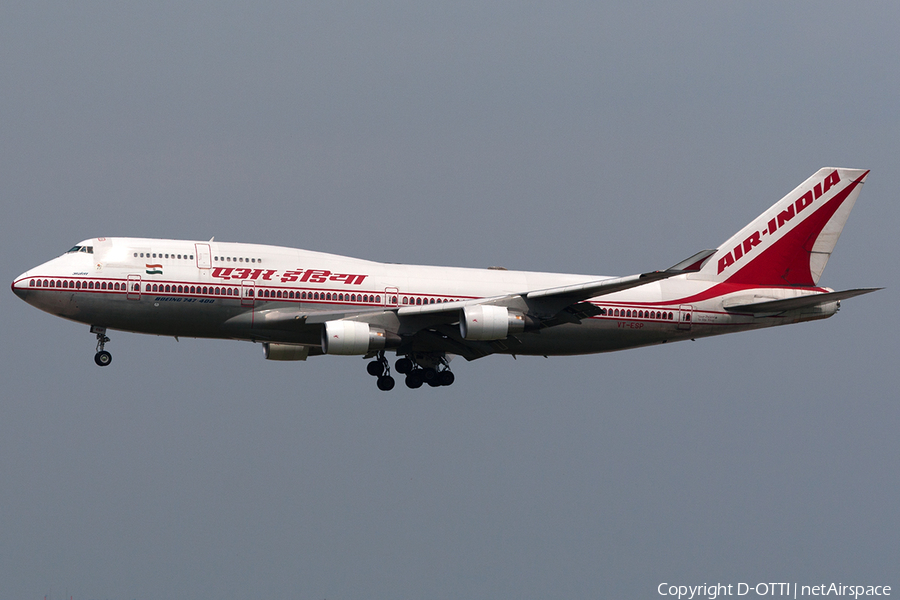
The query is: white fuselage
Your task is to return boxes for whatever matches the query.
[12,236,838,358]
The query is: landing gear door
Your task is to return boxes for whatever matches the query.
[677,304,693,330]
[127,274,142,300]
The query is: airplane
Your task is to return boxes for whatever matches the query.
[12,167,880,391]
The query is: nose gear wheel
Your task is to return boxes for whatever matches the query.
[92,326,112,367]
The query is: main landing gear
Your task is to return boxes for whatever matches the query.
[366,351,396,391]
[394,355,454,389]
[365,352,455,391]
[91,325,112,367]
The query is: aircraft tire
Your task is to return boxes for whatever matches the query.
[367,360,384,376]
[395,357,413,374]
[376,375,395,391]
[438,371,455,386]
[405,371,423,389]
[94,351,112,367]
[422,367,437,381]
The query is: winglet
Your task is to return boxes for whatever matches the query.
[666,249,717,273]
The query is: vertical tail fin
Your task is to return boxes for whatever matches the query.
[696,168,869,286]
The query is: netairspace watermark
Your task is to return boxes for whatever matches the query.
[658,583,891,600]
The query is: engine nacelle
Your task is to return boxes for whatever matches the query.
[460,305,526,341]
[262,343,310,361]
[321,320,387,355]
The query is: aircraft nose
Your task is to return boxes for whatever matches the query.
[11,272,30,300]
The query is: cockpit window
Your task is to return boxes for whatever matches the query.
[65,246,94,254]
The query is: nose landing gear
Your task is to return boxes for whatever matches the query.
[91,325,112,367]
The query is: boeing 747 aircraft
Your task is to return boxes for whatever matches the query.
[12,168,879,391]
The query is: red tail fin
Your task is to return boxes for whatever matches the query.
[696,168,869,286]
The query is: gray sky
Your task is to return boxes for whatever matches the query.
[2,2,898,598]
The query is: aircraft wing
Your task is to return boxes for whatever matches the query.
[223,249,717,359]
[397,248,717,321]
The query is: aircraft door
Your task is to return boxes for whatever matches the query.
[677,305,693,330]
[127,274,142,300]
[241,280,256,307]
[195,243,211,269]
[384,287,399,307]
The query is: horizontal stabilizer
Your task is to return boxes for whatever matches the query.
[724,287,881,314]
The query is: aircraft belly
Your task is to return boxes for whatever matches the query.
[505,318,682,356]
[46,292,250,339]
[497,316,774,356]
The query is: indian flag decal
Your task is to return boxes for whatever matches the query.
[145,264,163,275]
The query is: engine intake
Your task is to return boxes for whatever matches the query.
[460,305,526,341]
[321,320,388,355]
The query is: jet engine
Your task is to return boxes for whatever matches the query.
[262,342,310,361]
[321,320,388,355]
[459,305,526,341]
